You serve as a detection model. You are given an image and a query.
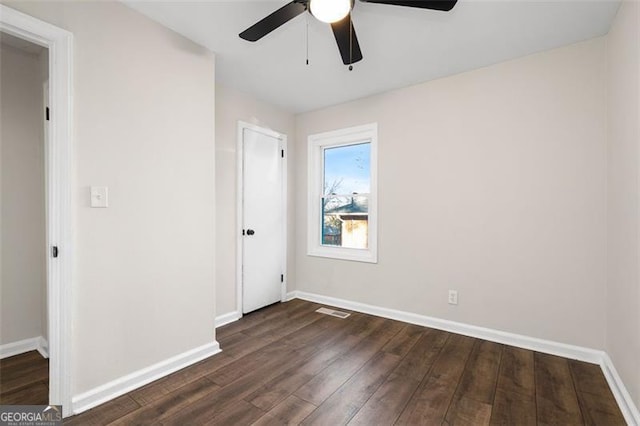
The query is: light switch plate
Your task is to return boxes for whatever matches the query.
[90,186,108,208]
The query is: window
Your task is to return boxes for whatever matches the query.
[308,123,377,263]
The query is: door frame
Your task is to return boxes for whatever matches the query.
[236,121,287,316]
[1,5,74,416]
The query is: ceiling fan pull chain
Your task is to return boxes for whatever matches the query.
[306,12,309,65]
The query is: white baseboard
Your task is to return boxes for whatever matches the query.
[288,290,639,425]
[37,336,49,359]
[285,291,297,302]
[0,336,49,360]
[71,341,221,415]
[290,291,602,363]
[600,353,640,425]
[215,311,242,328]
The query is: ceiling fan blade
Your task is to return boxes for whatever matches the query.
[239,1,307,42]
[331,14,363,65]
[359,0,457,12]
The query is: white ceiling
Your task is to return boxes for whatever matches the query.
[124,0,620,113]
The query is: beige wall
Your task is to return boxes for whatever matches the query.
[296,38,608,349]
[215,85,296,317]
[2,1,216,396]
[607,0,640,407]
[0,43,47,346]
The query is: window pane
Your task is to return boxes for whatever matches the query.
[322,195,369,249]
[324,143,370,195]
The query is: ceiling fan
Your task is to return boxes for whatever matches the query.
[239,0,458,66]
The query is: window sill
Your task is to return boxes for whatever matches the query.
[307,246,378,264]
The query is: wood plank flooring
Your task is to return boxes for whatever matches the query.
[0,350,49,405]
[7,299,626,425]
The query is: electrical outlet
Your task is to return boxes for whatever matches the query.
[448,290,458,305]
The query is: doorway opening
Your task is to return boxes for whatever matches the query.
[0,5,73,416]
[236,121,287,315]
[0,31,49,404]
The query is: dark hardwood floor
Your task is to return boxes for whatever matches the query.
[11,299,625,424]
[0,350,49,405]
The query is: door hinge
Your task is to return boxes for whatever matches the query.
[281,149,284,158]
[52,246,59,258]
[45,107,50,121]
[281,274,284,283]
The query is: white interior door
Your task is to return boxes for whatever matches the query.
[241,125,284,314]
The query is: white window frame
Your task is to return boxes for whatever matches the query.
[307,123,378,263]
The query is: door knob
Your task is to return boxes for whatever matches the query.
[246,229,255,235]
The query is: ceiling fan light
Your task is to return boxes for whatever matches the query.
[310,0,351,24]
